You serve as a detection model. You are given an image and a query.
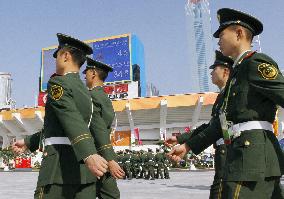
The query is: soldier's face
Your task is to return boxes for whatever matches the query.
[218,27,238,57]
[84,69,95,88]
[210,66,227,87]
[55,49,66,71]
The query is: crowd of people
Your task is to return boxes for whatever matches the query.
[116,148,170,180]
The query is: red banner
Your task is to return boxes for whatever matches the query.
[38,92,47,106]
[15,157,31,168]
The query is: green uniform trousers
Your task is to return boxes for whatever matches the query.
[34,182,96,199]
[210,179,223,199]
[96,172,120,199]
[220,177,283,199]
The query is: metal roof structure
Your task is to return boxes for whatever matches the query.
[0,92,217,148]
[0,91,283,149]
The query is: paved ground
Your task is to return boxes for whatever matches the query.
[0,170,283,199]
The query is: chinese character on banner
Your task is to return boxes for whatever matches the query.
[115,84,128,93]
[38,92,47,106]
[134,128,141,144]
[103,86,114,94]
[184,127,191,133]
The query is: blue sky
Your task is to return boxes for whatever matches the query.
[0,0,283,107]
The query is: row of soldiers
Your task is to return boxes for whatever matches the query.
[117,148,171,180]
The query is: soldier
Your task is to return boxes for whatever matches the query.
[163,152,170,179]
[168,8,284,198]
[13,33,108,198]
[165,50,233,198]
[146,148,155,180]
[139,150,148,179]
[122,149,132,180]
[154,148,164,179]
[130,150,141,179]
[83,57,125,199]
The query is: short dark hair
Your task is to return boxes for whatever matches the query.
[92,67,108,81]
[60,46,86,67]
[229,25,253,42]
[219,65,232,73]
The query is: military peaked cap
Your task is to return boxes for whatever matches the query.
[210,50,234,70]
[53,33,93,58]
[82,57,113,74]
[213,8,263,38]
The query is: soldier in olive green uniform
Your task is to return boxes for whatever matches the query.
[163,152,170,179]
[168,8,284,198]
[13,33,109,198]
[146,148,155,180]
[83,57,124,199]
[122,149,132,180]
[154,148,165,179]
[167,50,233,198]
[130,150,141,179]
[139,150,148,179]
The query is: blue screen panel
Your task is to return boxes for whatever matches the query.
[92,36,131,82]
[41,48,57,91]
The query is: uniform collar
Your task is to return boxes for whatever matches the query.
[50,73,61,78]
[232,50,252,68]
[88,85,103,91]
[63,71,79,76]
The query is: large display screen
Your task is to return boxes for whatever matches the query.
[92,35,131,83]
[40,34,132,92]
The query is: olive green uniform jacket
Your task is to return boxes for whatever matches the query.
[184,52,284,181]
[89,86,120,199]
[89,86,116,161]
[31,73,98,186]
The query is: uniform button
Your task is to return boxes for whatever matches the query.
[221,150,225,154]
[244,140,250,146]
[232,93,236,96]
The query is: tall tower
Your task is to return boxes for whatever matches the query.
[252,35,262,52]
[0,72,13,110]
[185,0,214,92]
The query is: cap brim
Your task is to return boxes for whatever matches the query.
[82,66,95,74]
[213,26,227,38]
[87,57,113,72]
[53,49,59,58]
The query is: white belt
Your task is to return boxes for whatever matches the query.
[216,138,224,146]
[228,121,273,139]
[44,137,71,146]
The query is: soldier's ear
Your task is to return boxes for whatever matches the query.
[63,51,72,62]
[92,69,97,77]
[224,68,230,76]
